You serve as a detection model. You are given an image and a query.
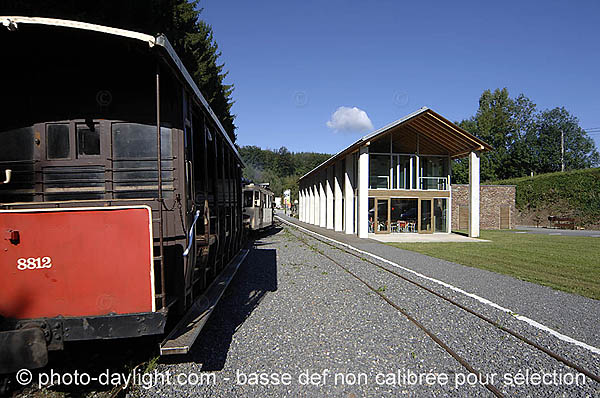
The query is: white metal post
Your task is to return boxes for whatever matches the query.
[415,155,420,190]
[409,157,413,190]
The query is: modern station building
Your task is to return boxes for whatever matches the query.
[298,107,492,238]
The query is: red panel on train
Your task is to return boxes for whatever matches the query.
[0,207,154,319]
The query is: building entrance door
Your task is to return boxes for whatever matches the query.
[419,199,433,233]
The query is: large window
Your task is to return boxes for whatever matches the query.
[392,155,412,189]
[390,199,417,233]
[369,155,390,189]
[368,134,450,191]
[420,156,449,190]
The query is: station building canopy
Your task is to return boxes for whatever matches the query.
[300,107,492,181]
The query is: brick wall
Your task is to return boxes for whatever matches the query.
[451,185,516,230]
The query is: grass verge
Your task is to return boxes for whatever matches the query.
[387,230,600,300]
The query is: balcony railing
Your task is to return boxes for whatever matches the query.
[369,175,450,190]
[419,176,449,190]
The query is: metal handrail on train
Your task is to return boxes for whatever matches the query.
[156,64,166,309]
[183,209,201,256]
[1,169,11,184]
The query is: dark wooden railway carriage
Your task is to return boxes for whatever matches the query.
[0,17,246,372]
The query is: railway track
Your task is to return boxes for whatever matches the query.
[278,218,600,397]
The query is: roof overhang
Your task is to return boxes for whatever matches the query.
[0,16,244,165]
[299,107,492,181]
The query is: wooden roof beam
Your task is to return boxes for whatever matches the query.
[406,120,464,154]
[411,115,476,150]
[424,111,489,151]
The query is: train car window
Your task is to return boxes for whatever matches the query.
[47,124,70,159]
[112,123,173,199]
[112,123,172,159]
[0,127,35,203]
[243,191,253,207]
[254,191,260,207]
[77,124,100,156]
[0,127,34,161]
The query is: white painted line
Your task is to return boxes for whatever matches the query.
[276,216,600,356]
[549,233,562,236]
[515,231,528,234]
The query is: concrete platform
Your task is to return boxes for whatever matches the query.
[369,232,489,243]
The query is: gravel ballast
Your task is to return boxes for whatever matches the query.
[133,223,599,397]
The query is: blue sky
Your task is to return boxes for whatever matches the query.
[201,0,600,154]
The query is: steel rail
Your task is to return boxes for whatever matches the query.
[281,220,600,385]
[286,226,505,398]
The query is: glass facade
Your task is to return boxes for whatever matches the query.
[368,137,449,191]
[368,198,375,233]
[420,199,432,232]
[420,156,449,190]
[376,199,389,232]
[369,155,390,189]
[434,198,448,233]
[368,196,448,234]
[390,199,417,233]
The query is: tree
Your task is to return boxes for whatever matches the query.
[453,88,599,183]
[274,147,295,178]
[535,107,600,173]
[239,145,331,201]
[2,0,237,141]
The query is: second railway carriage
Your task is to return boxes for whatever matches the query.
[243,183,275,230]
[0,17,246,372]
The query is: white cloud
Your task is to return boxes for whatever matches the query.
[326,106,374,133]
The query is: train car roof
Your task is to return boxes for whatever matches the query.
[243,184,274,195]
[0,16,243,165]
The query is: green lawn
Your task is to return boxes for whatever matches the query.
[387,231,600,300]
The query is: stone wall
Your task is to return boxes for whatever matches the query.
[451,185,516,230]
